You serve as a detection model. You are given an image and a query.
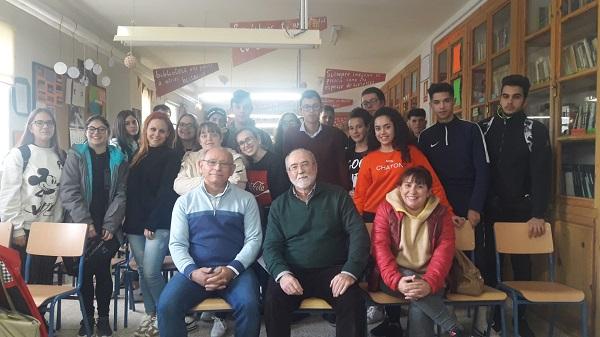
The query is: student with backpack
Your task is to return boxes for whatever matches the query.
[478,74,552,337]
[0,108,66,284]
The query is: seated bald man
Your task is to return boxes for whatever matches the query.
[157,147,262,337]
[263,148,370,337]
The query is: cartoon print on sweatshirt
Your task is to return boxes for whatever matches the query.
[26,168,59,216]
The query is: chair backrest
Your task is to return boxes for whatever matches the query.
[454,223,475,251]
[26,222,87,257]
[494,222,553,254]
[0,222,12,247]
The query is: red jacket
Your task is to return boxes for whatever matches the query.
[372,199,455,294]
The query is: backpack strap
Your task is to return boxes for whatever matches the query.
[17,145,31,173]
[482,116,495,136]
[523,118,534,153]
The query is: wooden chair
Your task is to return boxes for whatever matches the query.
[445,223,507,337]
[361,223,408,313]
[494,222,588,337]
[0,222,12,247]
[25,222,91,337]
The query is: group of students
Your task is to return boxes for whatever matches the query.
[0,72,550,337]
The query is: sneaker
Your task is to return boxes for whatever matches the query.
[367,305,385,324]
[210,317,227,337]
[96,316,113,337]
[200,311,214,322]
[185,315,198,332]
[133,314,154,337]
[144,316,159,337]
[78,318,94,336]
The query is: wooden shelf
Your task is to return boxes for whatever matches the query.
[491,48,509,60]
[529,82,550,92]
[525,26,551,42]
[557,195,595,208]
[557,134,596,142]
[561,1,597,24]
[557,67,597,83]
[471,60,486,69]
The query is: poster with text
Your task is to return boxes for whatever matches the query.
[32,62,66,113]
[322,69,386,94]
[87,85,106,116]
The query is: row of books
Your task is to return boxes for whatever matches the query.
[561,0,595,16]
[491,64,510,99]
[529,55,550,84]
[561,101,597,135]
[563,164,595,198]
[493,26,510,52]
[562,37,597,76]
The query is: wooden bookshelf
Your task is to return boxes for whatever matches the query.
[429,0,600,335]
[380,56,420,116]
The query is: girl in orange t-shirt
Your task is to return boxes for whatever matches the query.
[353,107,453,222]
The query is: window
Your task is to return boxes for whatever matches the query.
[0,21,14,158]
[141,87,151,123]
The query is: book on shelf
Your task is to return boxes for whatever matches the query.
[561,101,597,135]
[533,56,550,84]
[562,37,597,75]
[492,64,510,99]
[494,26,509,52]
[563,164,595,198]
[538,7,549,29]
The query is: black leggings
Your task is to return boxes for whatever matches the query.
[81,238,120,318]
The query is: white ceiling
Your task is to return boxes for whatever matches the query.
[44,0,468,101]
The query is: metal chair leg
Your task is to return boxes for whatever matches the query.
[56,299,61,329]
[548,304,556,337]
[78,290,93,337]
[581,301,588,337]
[511,291,519,337]
[500,303,507,337]
[48,301,56,337]
[113,264,120,331]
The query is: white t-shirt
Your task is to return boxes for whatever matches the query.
[0,144,64,237]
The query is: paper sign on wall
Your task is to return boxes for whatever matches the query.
[321,97,354,109]
[322,69,386,94]
[231,17,327,67]
[154,63,219,97]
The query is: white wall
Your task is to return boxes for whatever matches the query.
[0,0,131,148]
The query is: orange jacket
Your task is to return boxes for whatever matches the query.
[353,145,453,215]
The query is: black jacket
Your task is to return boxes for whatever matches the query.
[418,117,489,217]
[124,146,180,234]
[479,111,551,219]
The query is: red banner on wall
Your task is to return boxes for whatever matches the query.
[322,69,386,94]
[321,97,354,109]
[231,17,327,67]
[154,63,219,97]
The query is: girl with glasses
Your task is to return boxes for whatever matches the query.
[174,113,200,159]
[0,108,66,284]
[60,115,127,337]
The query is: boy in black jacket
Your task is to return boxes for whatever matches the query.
[479,74,552,337]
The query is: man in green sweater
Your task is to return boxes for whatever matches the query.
[263,148,370,337]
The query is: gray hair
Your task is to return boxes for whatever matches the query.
[285,148,317,168]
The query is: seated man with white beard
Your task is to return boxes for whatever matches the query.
[263,148,370,337]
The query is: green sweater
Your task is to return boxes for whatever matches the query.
[263,182,370,279]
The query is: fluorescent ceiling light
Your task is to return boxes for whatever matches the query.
[199,91,302,103]
[114,26,321,49]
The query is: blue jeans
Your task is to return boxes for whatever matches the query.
[128,231,170,315]
[382,268,460,337]
[157,270,261,337]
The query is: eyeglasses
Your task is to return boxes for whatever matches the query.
[237,137,256,148]
[178,122,195,129]
[361,98,380,107]
[202,159,234,168]
[86,126,108,134]
[287,161,312,172]
[31,120,55,128]
[301,104,321,112]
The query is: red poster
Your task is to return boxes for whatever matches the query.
[231,17,327,67]
[322,69,386,94]
[153,63,219,97]
[321,97,353,109]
